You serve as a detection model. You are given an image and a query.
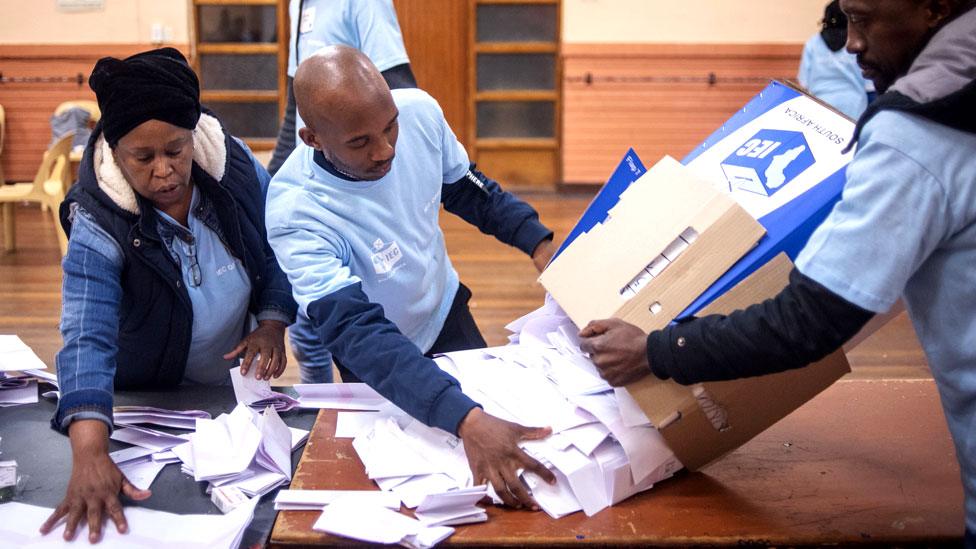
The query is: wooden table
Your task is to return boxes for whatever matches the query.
[270,379,963,547]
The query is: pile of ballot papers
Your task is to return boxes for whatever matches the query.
[332,298,682,520]
[107,403,308,501]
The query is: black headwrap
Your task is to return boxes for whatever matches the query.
[89,47,201,148]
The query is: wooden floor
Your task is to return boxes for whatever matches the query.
[0,197,931,386]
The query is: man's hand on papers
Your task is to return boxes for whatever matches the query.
[40,420,151,543]
[579,319,651,387]
[457,408,555,509]
[531,238,557,273]
[224,319,288,380]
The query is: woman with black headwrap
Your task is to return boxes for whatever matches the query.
[38,48,297,543]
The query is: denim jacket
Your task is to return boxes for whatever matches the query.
[53,113,297,433]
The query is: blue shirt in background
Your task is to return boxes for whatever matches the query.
[798,34,874,120]
[288,0,410,143]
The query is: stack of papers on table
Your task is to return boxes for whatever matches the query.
[173,403,306,498]
[0,335,47,373]
[0,375,37,407]
[105,403,307,503]
[341,299,682,520]
[0,498,258,549]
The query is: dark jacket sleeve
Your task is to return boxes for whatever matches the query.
[441,164,553,256]
[268,77,297,176]
[646,268,874,385]
[382,63,418,89]
[306,283,478,435]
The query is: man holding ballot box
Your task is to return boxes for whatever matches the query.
[580,0,976,543]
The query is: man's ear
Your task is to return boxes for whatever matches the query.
[925,0,953,28]
[298,127,320,150]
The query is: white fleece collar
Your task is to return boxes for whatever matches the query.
[92,113,227,215]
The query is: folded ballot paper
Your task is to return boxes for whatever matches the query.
[0,335,48,373]
[230,365,300,412]
[113,406,211,430]
[0,497,258,549]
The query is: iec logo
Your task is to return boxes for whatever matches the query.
[720,129,815,197]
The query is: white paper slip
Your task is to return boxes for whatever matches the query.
[109,445,156,466]
[0,378,37,407]
[414,486,488,527]
[289,426,310,449]
[390,473,461,510]
[192,405,262,482]
[0,497,259,549]
[614,387,652,428]
[0,335,48,372]
[22,368,57,386]
[312,498,455,548]
[230,366,299,412]
[118,457,168,491]
[335,411,384,438]
[110,425,188,452]
[294,382,388,410]
[113,406,211,430]
[352,418,444,480]
[274,489,401,511]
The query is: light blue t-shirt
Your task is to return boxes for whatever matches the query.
[287,0,409,77]
[158,187,252,385]
[796,110,976,531]
[798,34,874,120]
[267,88,469,353]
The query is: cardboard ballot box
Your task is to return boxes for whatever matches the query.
[541,81,856,472]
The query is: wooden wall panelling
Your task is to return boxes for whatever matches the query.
[0,44,190,183]
[393,0,469,142]
[561,43,802,184]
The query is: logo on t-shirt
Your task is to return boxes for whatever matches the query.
[370,238,404,278]
[721,129,815,197]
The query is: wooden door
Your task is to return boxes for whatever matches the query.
[393,0,470,149]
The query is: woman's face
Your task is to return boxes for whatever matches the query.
[113,119,194,213]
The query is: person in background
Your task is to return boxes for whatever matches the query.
[798,0,875,119]
[579,1,976,544]
[267,46,559,509]
[39,48,296,543]
[267,0,416,175]
[267,0,418,383]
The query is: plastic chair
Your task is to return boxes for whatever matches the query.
[54,100,101,123]
[0,134,73,253]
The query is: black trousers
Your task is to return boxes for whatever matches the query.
[335,282,486,383]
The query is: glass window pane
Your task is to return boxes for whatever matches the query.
[477,54,555,91]
[199,54,278,91]
[477,101,554,138]
[476,5,558,42]
[197,5,278,43]
[205,102,279,139]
